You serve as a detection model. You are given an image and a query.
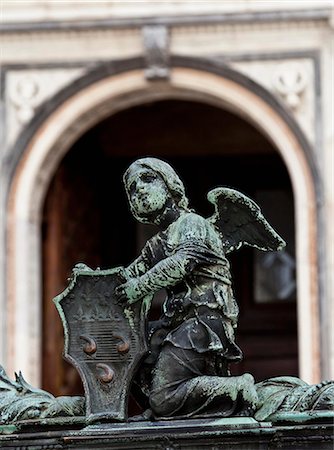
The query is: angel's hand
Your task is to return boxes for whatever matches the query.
[115,278,142,304]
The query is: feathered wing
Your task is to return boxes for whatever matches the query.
[207,187,286,254]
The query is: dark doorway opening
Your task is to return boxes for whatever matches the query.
[42,99,298,400]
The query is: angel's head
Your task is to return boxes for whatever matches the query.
[123,157,189,224]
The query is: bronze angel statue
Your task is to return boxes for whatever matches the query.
[1,156,333,428]
[115,157,285,420]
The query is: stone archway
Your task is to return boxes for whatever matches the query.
[5,57,321,386]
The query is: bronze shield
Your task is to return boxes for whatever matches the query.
[54,265,148,423]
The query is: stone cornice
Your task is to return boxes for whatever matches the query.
[0,8,331,34]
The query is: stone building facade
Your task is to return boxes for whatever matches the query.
[0,1,333,392]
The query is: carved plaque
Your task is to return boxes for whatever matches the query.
[54,265,148,423]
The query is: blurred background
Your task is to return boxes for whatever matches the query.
[0,1,333,398]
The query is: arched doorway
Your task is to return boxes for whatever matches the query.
[6,59,320,390]
[42,99,298,396]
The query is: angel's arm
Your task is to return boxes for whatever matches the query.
[117,215,210,303]
[119,248,199,303]
[126,241,153,278]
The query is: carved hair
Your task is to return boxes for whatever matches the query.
[123,157,189,211]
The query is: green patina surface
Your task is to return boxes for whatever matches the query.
[1,158,333,431]
[0,424,18,435]
[0,366,84,426]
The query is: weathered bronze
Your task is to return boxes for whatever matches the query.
[114,157,333,422]
[0,365,84,423]
[0,157,333,436]
[255,376,334,422]
[111,157,284,419]
[53,265,148,423]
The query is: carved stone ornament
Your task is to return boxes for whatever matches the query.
[6,68,85,145]
[272,62,308,110]
[142,25,170,80]
[8,75,40,124]
[53,264,149,423]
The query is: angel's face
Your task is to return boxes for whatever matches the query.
[126,168,170,222]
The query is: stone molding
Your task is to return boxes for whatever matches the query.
[0,418,333,449]
[2,51,320,155]
[2,55,321,191]
[0,8,331,33]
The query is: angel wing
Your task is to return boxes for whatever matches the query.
[207,187,286,254]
